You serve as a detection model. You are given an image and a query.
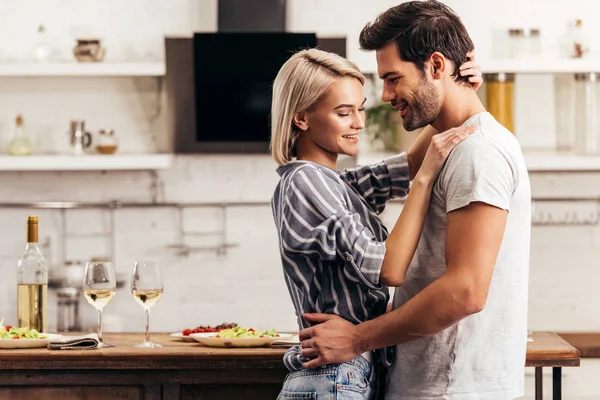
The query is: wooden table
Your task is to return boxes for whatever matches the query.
[558,332,600,358]
[0,332,288,400]
[526,332,581,400]
[0,331,581,400]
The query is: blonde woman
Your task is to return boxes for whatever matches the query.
[270,48,481,399]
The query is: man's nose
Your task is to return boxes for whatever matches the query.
[381,87,396,103]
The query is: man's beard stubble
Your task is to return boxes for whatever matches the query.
[402,77,440,132]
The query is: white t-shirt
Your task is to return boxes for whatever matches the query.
[386,112,531,400]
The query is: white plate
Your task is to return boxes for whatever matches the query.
[190,332,295,348]
[0,333,62,349]
[169,332,197,342]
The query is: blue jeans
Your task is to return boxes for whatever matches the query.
[277,355,378,400]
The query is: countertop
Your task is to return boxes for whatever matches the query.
[0,331,581,369]
[559,332,600,358]
[0,332,287,370]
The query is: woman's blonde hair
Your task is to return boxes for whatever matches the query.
[270,48,365,165]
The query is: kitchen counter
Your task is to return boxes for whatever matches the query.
[0,332,288,400]
[0,331,581,400]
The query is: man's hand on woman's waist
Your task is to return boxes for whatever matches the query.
[298,313,365,369]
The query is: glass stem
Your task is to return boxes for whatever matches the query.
[144,309,150,343]
[97,309,103,344]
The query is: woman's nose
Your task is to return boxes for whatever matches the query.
[352,112,365,129]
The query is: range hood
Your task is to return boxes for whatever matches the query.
[218,0,287,32]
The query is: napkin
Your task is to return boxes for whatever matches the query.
[47,333,99,350]
[270,334,300,348]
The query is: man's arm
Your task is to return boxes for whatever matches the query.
[299,201,507,367]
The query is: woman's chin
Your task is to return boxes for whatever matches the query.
[342,147,359,157]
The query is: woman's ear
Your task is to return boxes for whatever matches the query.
[293,111,309,131]
[429,52,446,80]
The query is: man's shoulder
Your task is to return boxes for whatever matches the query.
[445,127,522,171]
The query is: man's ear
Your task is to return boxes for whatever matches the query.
[429,52,446,80]
[293,111,309,131]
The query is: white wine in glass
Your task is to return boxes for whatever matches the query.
[132,289,164,310]
[83,261,117,348]
[131,261,163,348]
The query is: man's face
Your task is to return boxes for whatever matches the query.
[376,43,441,131]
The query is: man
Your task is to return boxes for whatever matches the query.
[298,1,532,399]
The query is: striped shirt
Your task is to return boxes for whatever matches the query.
[271,154,410,370]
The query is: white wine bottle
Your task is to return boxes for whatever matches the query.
[17,216,48,332]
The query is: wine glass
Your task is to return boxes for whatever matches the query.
[131,261,164,348]
[83,261,116,348]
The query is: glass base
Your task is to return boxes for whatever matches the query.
[98,342,115,348]
[134,341,162,348]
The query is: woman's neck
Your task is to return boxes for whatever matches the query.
[295,134,338,170]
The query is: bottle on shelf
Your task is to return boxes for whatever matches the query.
[32,24,55,63]
[7,114,33,156]
[17,216,48,333]
[572,19,588,58]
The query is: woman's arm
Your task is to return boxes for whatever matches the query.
[340,154,410,214]
[406,125,438,180]
[379,125,476,286]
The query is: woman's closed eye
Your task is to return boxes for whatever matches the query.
[337,108,365,117]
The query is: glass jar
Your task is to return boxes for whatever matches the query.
[554,74,577,152]
[574,72,600,155]
[95,129,118,154]
[484,73,515,133]
[508,28,541,59]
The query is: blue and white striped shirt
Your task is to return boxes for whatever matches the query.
[271,154,410,370]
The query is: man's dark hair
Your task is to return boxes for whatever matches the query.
[359,0,474,84]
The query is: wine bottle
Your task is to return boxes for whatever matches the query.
[7,114,33,156]
[17,216,48,332]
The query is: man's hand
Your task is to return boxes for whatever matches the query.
[298,313,363,368]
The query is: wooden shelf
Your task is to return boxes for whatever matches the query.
[0,154,172,171]
[0,62,165,77]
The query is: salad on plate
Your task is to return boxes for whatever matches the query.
[0,325,47,340]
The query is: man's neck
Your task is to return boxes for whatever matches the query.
[431,85,486,133]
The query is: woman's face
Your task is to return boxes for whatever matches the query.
[296,77,366,161]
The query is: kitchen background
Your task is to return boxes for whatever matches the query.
[0,0,599,398]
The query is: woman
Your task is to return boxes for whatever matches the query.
[270,48,481,399]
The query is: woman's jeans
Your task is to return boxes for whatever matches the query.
[277,354,379,399]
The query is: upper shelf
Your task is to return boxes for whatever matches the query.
[0,62,165,77]
[0,154,172,171]
[480,58,600,74]
[356,151,600,172]
[523,152,600,172]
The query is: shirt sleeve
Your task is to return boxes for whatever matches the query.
[340,153,410,215]
[439,136,516,213]
[280,165,386,289]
